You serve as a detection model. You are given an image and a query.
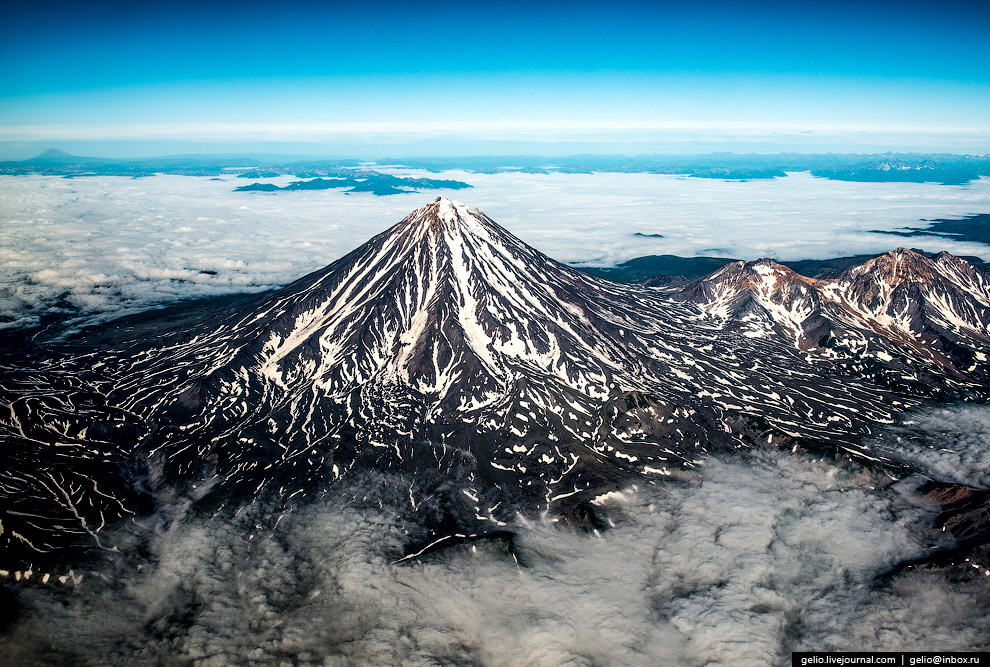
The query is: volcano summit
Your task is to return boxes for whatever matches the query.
[1,198,989,572]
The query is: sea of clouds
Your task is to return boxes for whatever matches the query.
[873,403,990,490]
[3,430,988,666]
[1,172,989,330]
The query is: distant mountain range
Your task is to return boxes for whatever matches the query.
[2,198,988,580]
[390,153,990,185]
[3,150,989,184]
[0,151,474,196]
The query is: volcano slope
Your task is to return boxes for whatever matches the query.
[1,198,988,573]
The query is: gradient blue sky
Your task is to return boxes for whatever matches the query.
[1,0,988,156]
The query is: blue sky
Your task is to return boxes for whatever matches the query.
[1,0,988,156]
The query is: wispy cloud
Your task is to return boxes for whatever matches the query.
[1,123,987,155]
[5,121,987,140]
[872,404,990,489]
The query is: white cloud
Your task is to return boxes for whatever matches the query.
[872,404,990,489]
[2,447,987,665]
[429,171,990,266]
[1,172,989,330]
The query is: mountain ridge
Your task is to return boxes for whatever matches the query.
[676,247,990,396]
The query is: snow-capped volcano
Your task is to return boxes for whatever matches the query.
[90,199,904,508]
[3,199,988,571]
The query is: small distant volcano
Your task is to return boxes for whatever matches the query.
[30,148,80,162]
[19,149,111,165]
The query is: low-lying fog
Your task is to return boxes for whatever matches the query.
[3,404,988,666]
[2,172,989,329]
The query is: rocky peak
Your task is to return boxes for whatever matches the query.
[844,248,937,286]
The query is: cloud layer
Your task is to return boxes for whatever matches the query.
[3,444,988,666]
[872,404,990,489]
[2,172,989,329]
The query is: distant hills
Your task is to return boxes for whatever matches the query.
[236,174,472,196]
[0,151,473,195]
[871,213,990,246]
[3,150,989,185]
[578,248,987,285]
[0,150,265,177]
[387,152,990,184]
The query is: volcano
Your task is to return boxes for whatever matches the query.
[2,198,988,572]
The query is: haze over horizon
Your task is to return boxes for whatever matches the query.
[1,0,988,157]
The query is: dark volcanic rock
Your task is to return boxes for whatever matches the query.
[2,199,988,574]
[234,182,281,192]
[677,249,990,398]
